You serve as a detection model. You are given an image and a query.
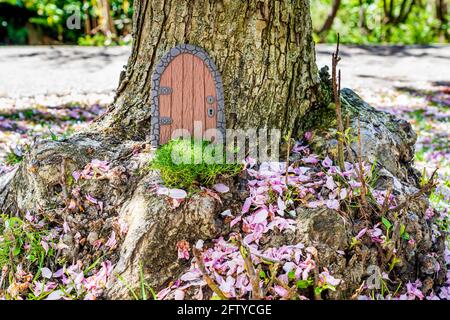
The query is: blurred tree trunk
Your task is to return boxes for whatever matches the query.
[358,0,369,34]
[435,0,449,41]
[97,0,116,36]
[317,0,341,36]
[83,0,92,35]
[383,0,416,25]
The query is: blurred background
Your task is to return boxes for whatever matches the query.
[0,0,448,46]
[312,0,448,44]
[0,0,133,45]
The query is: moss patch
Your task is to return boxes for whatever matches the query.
[150,139,243,190]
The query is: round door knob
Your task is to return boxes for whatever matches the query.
[206,96,215,104]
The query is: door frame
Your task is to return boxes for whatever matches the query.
[150,44,225,147]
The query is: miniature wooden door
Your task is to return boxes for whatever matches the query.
[150,45,225,146]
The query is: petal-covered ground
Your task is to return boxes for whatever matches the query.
[0,84,449,299]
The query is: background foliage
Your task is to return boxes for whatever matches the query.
[312,0,449,44]
[0,0,133,45]
[0,0,448,45]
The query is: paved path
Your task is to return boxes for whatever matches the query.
[0,46,130,99]
[315,44,450,90]
[0,44,449,101]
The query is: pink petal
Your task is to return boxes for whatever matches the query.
[326,199,340,210]
[242,197,252,213]
[303,155,319,164]
[274,285,290,298]
[277,197,286,214]
[105,231,117,249]
[85,194,98,204]
[213,183,229,193]
[169,189,187,199]
[306,200,323,208]
[41,240,49,254]
[252,209,268,224]
[230,216,242,228]
[53,268,64,278]
[339,188,348,200]
[325,176,337,190]
[304,131,313,141]
[156,287,172,300]
[72,171,81,182]
[41,267,52,279]
[45,290,64,300]
[180,271,201,282]
[356,227,367,240]
[174,289,185,300]
[322,156,333,168]
[156,187,169,196]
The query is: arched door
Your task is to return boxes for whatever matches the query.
[150,45,225,146]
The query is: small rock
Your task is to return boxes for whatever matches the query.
[87,232,99,245]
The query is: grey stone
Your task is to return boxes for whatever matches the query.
[87,231,99,245]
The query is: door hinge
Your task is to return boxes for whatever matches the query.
[159,87,173,95]
[160,117,173,125]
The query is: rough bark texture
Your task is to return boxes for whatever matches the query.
[94,0,319,140]
[105,173,234,299]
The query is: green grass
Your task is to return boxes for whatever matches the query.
[5,150,23,165]
[150,139,243,190]
[0,215,53,277]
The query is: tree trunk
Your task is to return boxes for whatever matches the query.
[96,0,319,141]
[436,0,449,41]
[98,0,116,36]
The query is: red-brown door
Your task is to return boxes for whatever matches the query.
[158,53,217,145]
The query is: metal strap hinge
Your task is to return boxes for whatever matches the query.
[160,117,172,125]
[159,87,173,95]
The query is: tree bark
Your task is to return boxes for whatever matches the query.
[95,0,319,141]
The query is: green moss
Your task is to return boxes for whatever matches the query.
[150,139,243,190]
[298,66,337,134]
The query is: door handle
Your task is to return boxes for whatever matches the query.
[207,107,215,118]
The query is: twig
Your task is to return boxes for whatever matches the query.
[60,158,69,202]
[236,234,263,300]
[266,263,279,295]
[332,34,345,172]
[306,247,322,300]
[380,186,393,216]
[350,281,366,300]
[0,265,8,289]
[344,117,370,219]
[389,169,438,213]
[273,277,297,300]
[248,249,283,265]
[192,247,228,300]
[285,132,292,187]
[357,118,369,217]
